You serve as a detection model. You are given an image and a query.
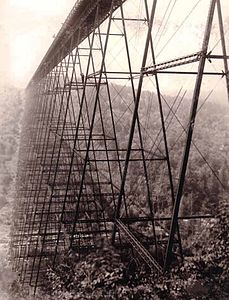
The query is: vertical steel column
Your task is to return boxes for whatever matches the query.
[93,28,127,216]
[119,3,158,257]
[69,0,115,247]
[87,32,118,225]
[27,53,64,287]
[51,29,89,265]
[33,35,77,292]
[51,8,101,257]
[164,0,217,270]
[20,67,54,284]
[112,0,158,240]
[144,0,183,260]
[216,0,229,102]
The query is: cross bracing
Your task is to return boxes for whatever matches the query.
[11,0,228,292]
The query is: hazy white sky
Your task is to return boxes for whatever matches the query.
[0,0,76,87]
[0,0,228,89]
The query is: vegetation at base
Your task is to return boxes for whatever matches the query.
[10,197,229,299]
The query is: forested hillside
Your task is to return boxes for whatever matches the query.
[105,85,228,219]
[0,86,23,299]
[5,83,228,299]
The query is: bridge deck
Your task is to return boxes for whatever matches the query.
[28,0,125,87]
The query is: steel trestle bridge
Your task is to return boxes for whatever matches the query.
[11,0,229,292]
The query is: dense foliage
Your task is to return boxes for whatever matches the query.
[0,87,23,299]
[13,197,226,300]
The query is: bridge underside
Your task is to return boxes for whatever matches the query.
[11,0,228,292]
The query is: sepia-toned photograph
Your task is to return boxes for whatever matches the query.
[0,1,228,299]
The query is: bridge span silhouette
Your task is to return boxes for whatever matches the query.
[11,0,228,292]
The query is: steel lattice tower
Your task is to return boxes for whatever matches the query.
[11,0,228,292]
